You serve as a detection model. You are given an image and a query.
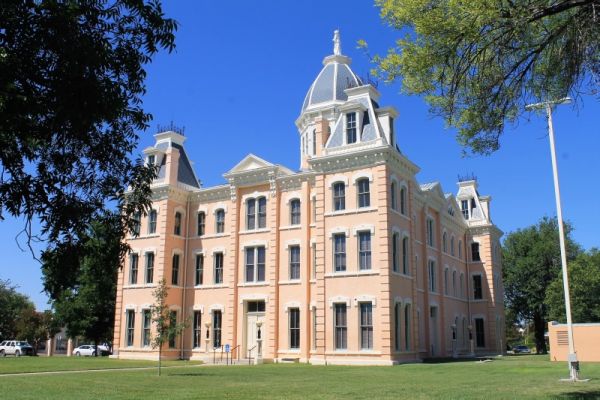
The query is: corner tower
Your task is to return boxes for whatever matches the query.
[296,30,398,170]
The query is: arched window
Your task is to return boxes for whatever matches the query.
[148,209,157,234]
[132,212,141,236]
[215,209,225,233]
[442,232,447,253]
[290,199,301,225]
[246,198,256,230]
[174,212,182,236]
[452,270,457,296]
[257,197,267,228]
[458,240,463,259]
[357,178,370,208]
[450,236,455,256]
[197,212,205,236]
[390,181,397,210]
[404,303,411,351]
[402,236,409,275]
[400,186,407,215]
[333,182,345,211]
[312,130,317,155]
[392,232,399,272]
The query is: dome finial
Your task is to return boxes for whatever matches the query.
[333,29,341,56]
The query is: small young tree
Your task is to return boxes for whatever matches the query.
[151,278,188,376]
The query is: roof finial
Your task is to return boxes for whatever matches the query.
[333,29,341,56]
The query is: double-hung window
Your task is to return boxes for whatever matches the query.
[195,254,204,286]
[290,199,301,225]
[289,308,300,349]
[475,318,485,347]
[402,236,409,275]
[246,199,256,230]
[126,310,135,347]
[426,218,434,247]
[400,186,407,215]
[257,197,266,228]
[333,233,346,272]
[346,112,357,144]
[360,303,373,350]
[428,260,436,292]
[171,254,180,285]
[358,231,371,270]
[148,209,157,234]
[289,245,300,280]
[193,311,202,348]
[334,304,347,350]
[132,212,141,236]
[357,178,370,208]
[213,311,222,348]
[471,242,481,262]
[129,253,138,285]
[245,246,265,282]
[473,275,483,300]
[174,212,182,235]
[145,252,154,284]
[214,252,224,284]
[333,182,345,211]
[197,212,205,236]
[142,309,151,347]
[390,181,397,210]
[215,209,225,233]
[168,311,177,348]
[392,233,399,272]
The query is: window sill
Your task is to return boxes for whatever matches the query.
[278,280,301,285]
[279,225,301,231]
[194,284,228,290]
[277,349,301,353]
[237,282,269,287]
[324,270,379,278]
[123,284,156,289]
[390,271,413,279]
[199,233,230,239]
[239,228,270,235]
[391,209,410,220]
[324,207,377,217]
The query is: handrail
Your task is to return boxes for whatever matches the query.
[231,345,241,363]
[247,345,257,365]
[212,345,223,364]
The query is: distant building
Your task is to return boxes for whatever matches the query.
[112,32,504,365]
[548,322,600,362]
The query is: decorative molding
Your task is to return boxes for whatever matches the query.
[353,295,377,307]
[328,296,351,308]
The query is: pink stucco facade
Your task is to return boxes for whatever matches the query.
[112,39,504,365]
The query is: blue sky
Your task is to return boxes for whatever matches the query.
[1,0,599,310]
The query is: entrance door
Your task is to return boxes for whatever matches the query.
[245,301,265,357]
[429,306,438,356]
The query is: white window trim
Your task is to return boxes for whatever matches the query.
[284,301,301,311]
[212,204,228,214]
[211,246,227,255]
[285,239,301,247]
[192,304,204,312]
[329,227,350,237]
[241,191,269,202]
[352,171,374,184]
[353,295,377,307]
[240,240,268,251]
[209,304,225,313]
[352,224,375,236]
[285,193,302,204]
[328,296,351,308]
[326,175,349,187]
[239,294,269,304]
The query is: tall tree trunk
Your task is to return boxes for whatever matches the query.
[158,344,162,376]
[533,311,548,354]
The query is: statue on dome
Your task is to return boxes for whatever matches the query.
[333,29,341,56]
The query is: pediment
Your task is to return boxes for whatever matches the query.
[226,154,275,174]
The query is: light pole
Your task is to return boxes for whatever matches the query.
[525,98,580,381]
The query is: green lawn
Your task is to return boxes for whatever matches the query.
[1,355,599,399]
[0,356,200,374]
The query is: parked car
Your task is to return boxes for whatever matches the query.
[0,340,34,357]
[72,344,110,357]
[513,345,531,354]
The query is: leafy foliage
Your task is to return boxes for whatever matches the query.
[0,0,176,244]
[367,0,600,154]
[0,279,34,341]
[546,249,600,323]
[15,309,60,354]
[151,278,189,375]
[41,214,125,350]
[502,217,580,353]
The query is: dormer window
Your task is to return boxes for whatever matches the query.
[346,112,357,144]
[461,200,469,219]
[174,212,182,235]
[147,154,155,166]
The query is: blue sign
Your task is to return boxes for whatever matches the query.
[225,344,230,353]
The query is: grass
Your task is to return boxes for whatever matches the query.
[1,355,599,399]
[0,356,201,374]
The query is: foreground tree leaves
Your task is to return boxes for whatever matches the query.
[0,0,177,244]
[367,0,600,154]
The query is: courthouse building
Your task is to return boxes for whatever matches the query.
[112,32,504,365]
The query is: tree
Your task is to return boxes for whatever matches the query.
[546,249,600,323]
[365,0,600,154]
[15,309,60,354]
[0,0,176,247]
[502,217,580,354]
[151,278,188,376]
[0,279,34,341]
[42,214,124,355]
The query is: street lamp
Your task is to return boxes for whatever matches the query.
[525,97,581,381]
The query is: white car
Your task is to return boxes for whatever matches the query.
[0,340,34,357]
[73,344,110,356]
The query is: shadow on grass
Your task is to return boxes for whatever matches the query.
[167,372,215,377]
[552,391,600,399]
[421,357,483,364]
